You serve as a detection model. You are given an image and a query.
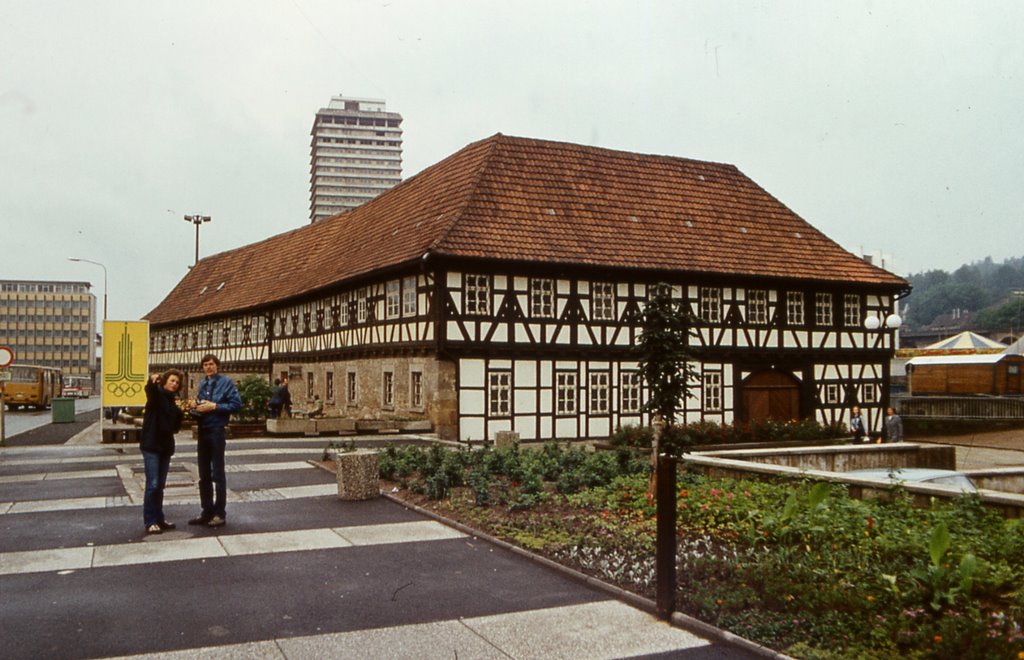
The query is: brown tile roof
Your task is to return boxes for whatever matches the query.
[145,134,907,325]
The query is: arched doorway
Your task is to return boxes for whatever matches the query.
[741,370,801,423]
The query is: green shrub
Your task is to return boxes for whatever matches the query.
[236,375,272,422]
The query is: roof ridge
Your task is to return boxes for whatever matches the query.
[427,133,504,254]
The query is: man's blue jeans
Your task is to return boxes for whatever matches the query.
[196,426,227,518]
[142,450,171,526]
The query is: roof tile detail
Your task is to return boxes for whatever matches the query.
[146,134,906,324]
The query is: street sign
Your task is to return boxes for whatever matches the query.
[0,346,13,368]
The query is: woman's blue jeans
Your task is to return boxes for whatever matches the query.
[142,450,171,526]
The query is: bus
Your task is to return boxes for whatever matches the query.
[62,375,94,398]
[3,364,63,410]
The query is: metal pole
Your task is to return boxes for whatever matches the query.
[184,214,211,267]
[67,257,107,434]
[655,454,677,619]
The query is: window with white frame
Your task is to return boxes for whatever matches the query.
[382,371,394,407]
[748,289,768,324]
[402,276,417,317]
[591,282,615,321]
[326,371,334,401]
[529,278,555,318]
[862,384,877,404]
[825,383,840,404]
[346,371,357,404]
[306,372,314,398]
[340,292,350,325]
[357,289,368,323]
[786,291,805,325]
[703,371,722,412]
[386,279,401,319]
[843,294,861,327]
[410,371,423,408]
[464,274,490,315]
[488,371,511,416]
[699,287,721,323]
[815,293,833,326]
[620,371,642,413]
[589,371,610,414]
[556,371,577,415]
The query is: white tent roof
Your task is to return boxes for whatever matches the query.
[923,331,1007,351]
[1004,336,1024,355]
[906,353,1009,367]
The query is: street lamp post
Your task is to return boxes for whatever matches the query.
[68,257,107,321]
[183,214,211,266]
[68,257,107,426]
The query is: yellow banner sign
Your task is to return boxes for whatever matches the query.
[102,321,149,407]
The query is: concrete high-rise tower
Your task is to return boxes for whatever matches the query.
[309,95,403,223]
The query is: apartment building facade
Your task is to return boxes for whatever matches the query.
[309,95,403,223]
[0,279,98,381]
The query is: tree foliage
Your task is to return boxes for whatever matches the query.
[905,255,1024,328]
[636,283,699,426]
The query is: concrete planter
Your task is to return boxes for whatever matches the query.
[335,449,380,500]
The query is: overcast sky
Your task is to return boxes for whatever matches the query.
[2,1,1022,322]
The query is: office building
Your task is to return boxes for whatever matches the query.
[0,279,98,383]
[309,95,403,223]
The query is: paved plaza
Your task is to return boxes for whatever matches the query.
[0,420,761,660]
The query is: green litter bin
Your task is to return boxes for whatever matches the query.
[52,397,76,423]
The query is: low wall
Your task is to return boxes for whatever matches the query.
[967,468,1024,495]
[693,442,956,472]
[267,418,356,436]
[683,443,1024,518]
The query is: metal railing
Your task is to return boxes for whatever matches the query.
[893,395,1024,420]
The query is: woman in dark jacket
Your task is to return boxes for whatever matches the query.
[141,369,185,534]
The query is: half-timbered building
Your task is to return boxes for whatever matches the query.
[145,134,910,441]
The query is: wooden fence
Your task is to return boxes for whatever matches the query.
[893,395,1024,420]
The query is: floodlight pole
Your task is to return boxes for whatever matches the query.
[184,214,211,266]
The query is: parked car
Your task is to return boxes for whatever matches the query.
[846,468,977,492]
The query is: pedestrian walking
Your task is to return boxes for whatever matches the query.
[883,406,904,443]
[268,378,283,418]
[140,369,185,534]
[280,375,292,418]
[850,406,867,443]
[188,354,241,528]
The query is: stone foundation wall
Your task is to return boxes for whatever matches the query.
[271,356,457,440]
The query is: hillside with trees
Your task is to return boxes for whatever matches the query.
[903,256,1024,331]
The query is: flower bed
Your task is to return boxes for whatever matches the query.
[379,442,1024,659]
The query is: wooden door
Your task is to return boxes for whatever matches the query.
[741,370,801,423]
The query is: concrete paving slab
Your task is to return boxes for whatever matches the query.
[0,475,123,502]
[463,600,713,659]
[108,640,285,659]
[92,536,226,568]
[275,620,506,659]
[9,495,114,513]
[335,520,467,546]
[0,545,93,575]
[218,528,353,556]
[0,468,117,483]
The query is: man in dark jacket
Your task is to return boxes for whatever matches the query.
[188,354,242,528]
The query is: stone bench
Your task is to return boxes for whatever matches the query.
[266,417,356,436]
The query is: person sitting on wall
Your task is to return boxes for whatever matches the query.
[308,395,324,418]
